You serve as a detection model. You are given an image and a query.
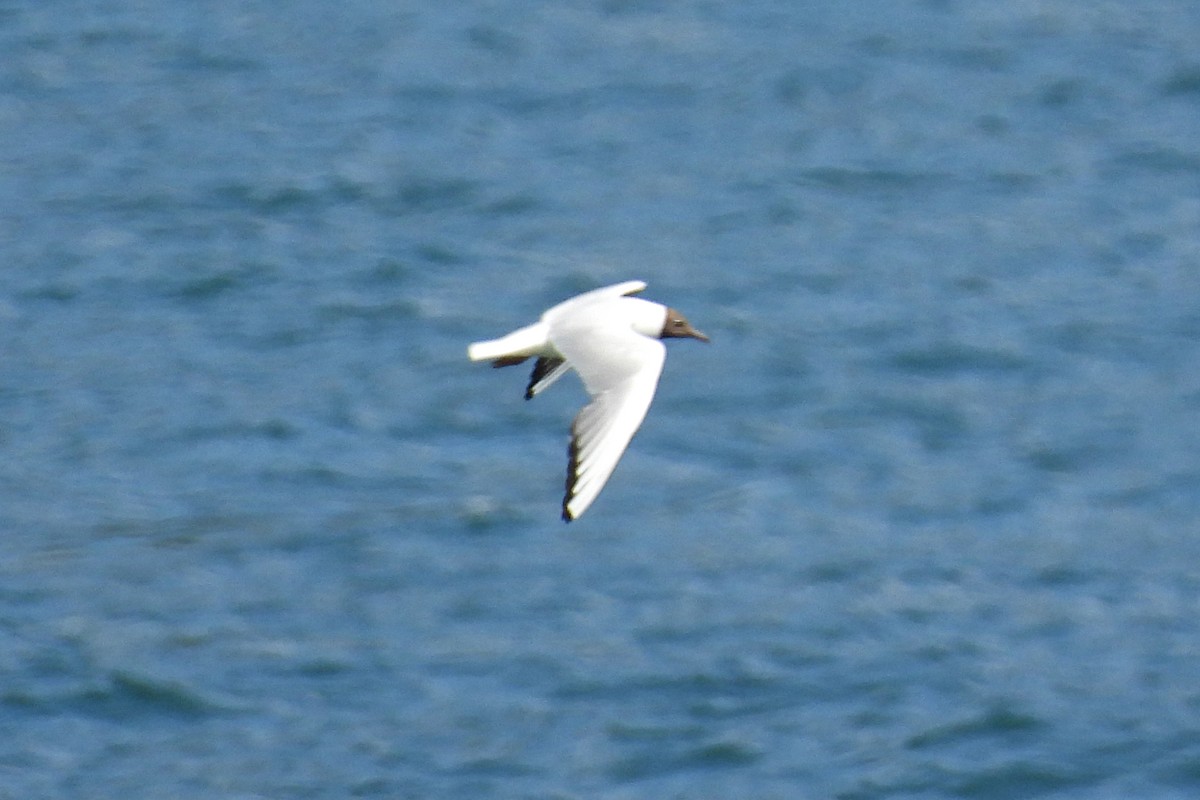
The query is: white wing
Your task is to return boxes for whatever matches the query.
[552,319,665,521]
[542,280,646,325]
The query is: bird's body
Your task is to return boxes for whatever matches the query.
[468,280,708,521]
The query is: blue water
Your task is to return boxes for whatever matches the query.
[3,1,1200,797]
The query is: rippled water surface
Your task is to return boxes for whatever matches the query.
[3,2,1200,798]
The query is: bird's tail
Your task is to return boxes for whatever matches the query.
[467,322,550,363]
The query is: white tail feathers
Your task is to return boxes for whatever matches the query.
[467,322,550,362]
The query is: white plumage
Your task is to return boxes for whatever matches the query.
[468,280,708,521]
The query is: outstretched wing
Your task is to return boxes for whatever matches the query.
[542,280,646,325]
[553,321,665,521]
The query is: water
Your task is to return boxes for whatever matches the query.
[2,1,1200,797]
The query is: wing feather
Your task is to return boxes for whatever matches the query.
[552,320,665,521]
[542,280,646,326]
[525,357,570,399]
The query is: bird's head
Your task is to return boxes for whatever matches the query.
[660,308,710,343]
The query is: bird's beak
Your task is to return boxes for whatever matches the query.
[692,329,710,343]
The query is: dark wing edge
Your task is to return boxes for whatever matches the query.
[525,357,566,400]
[562,428,580,522]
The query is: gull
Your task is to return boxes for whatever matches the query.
[468,280,709,521]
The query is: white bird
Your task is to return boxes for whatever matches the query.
[468,280,709,521]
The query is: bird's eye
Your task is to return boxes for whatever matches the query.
[674,320,684,327]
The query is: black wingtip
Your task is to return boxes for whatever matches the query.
[525,357,563,401]
[561,427,579,522]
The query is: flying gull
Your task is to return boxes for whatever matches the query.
[468,280,709,521]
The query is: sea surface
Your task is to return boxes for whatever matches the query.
[2,2,1200,798]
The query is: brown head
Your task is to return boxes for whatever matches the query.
[660,307,710,342]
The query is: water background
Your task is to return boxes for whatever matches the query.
[3,2,1200,797]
